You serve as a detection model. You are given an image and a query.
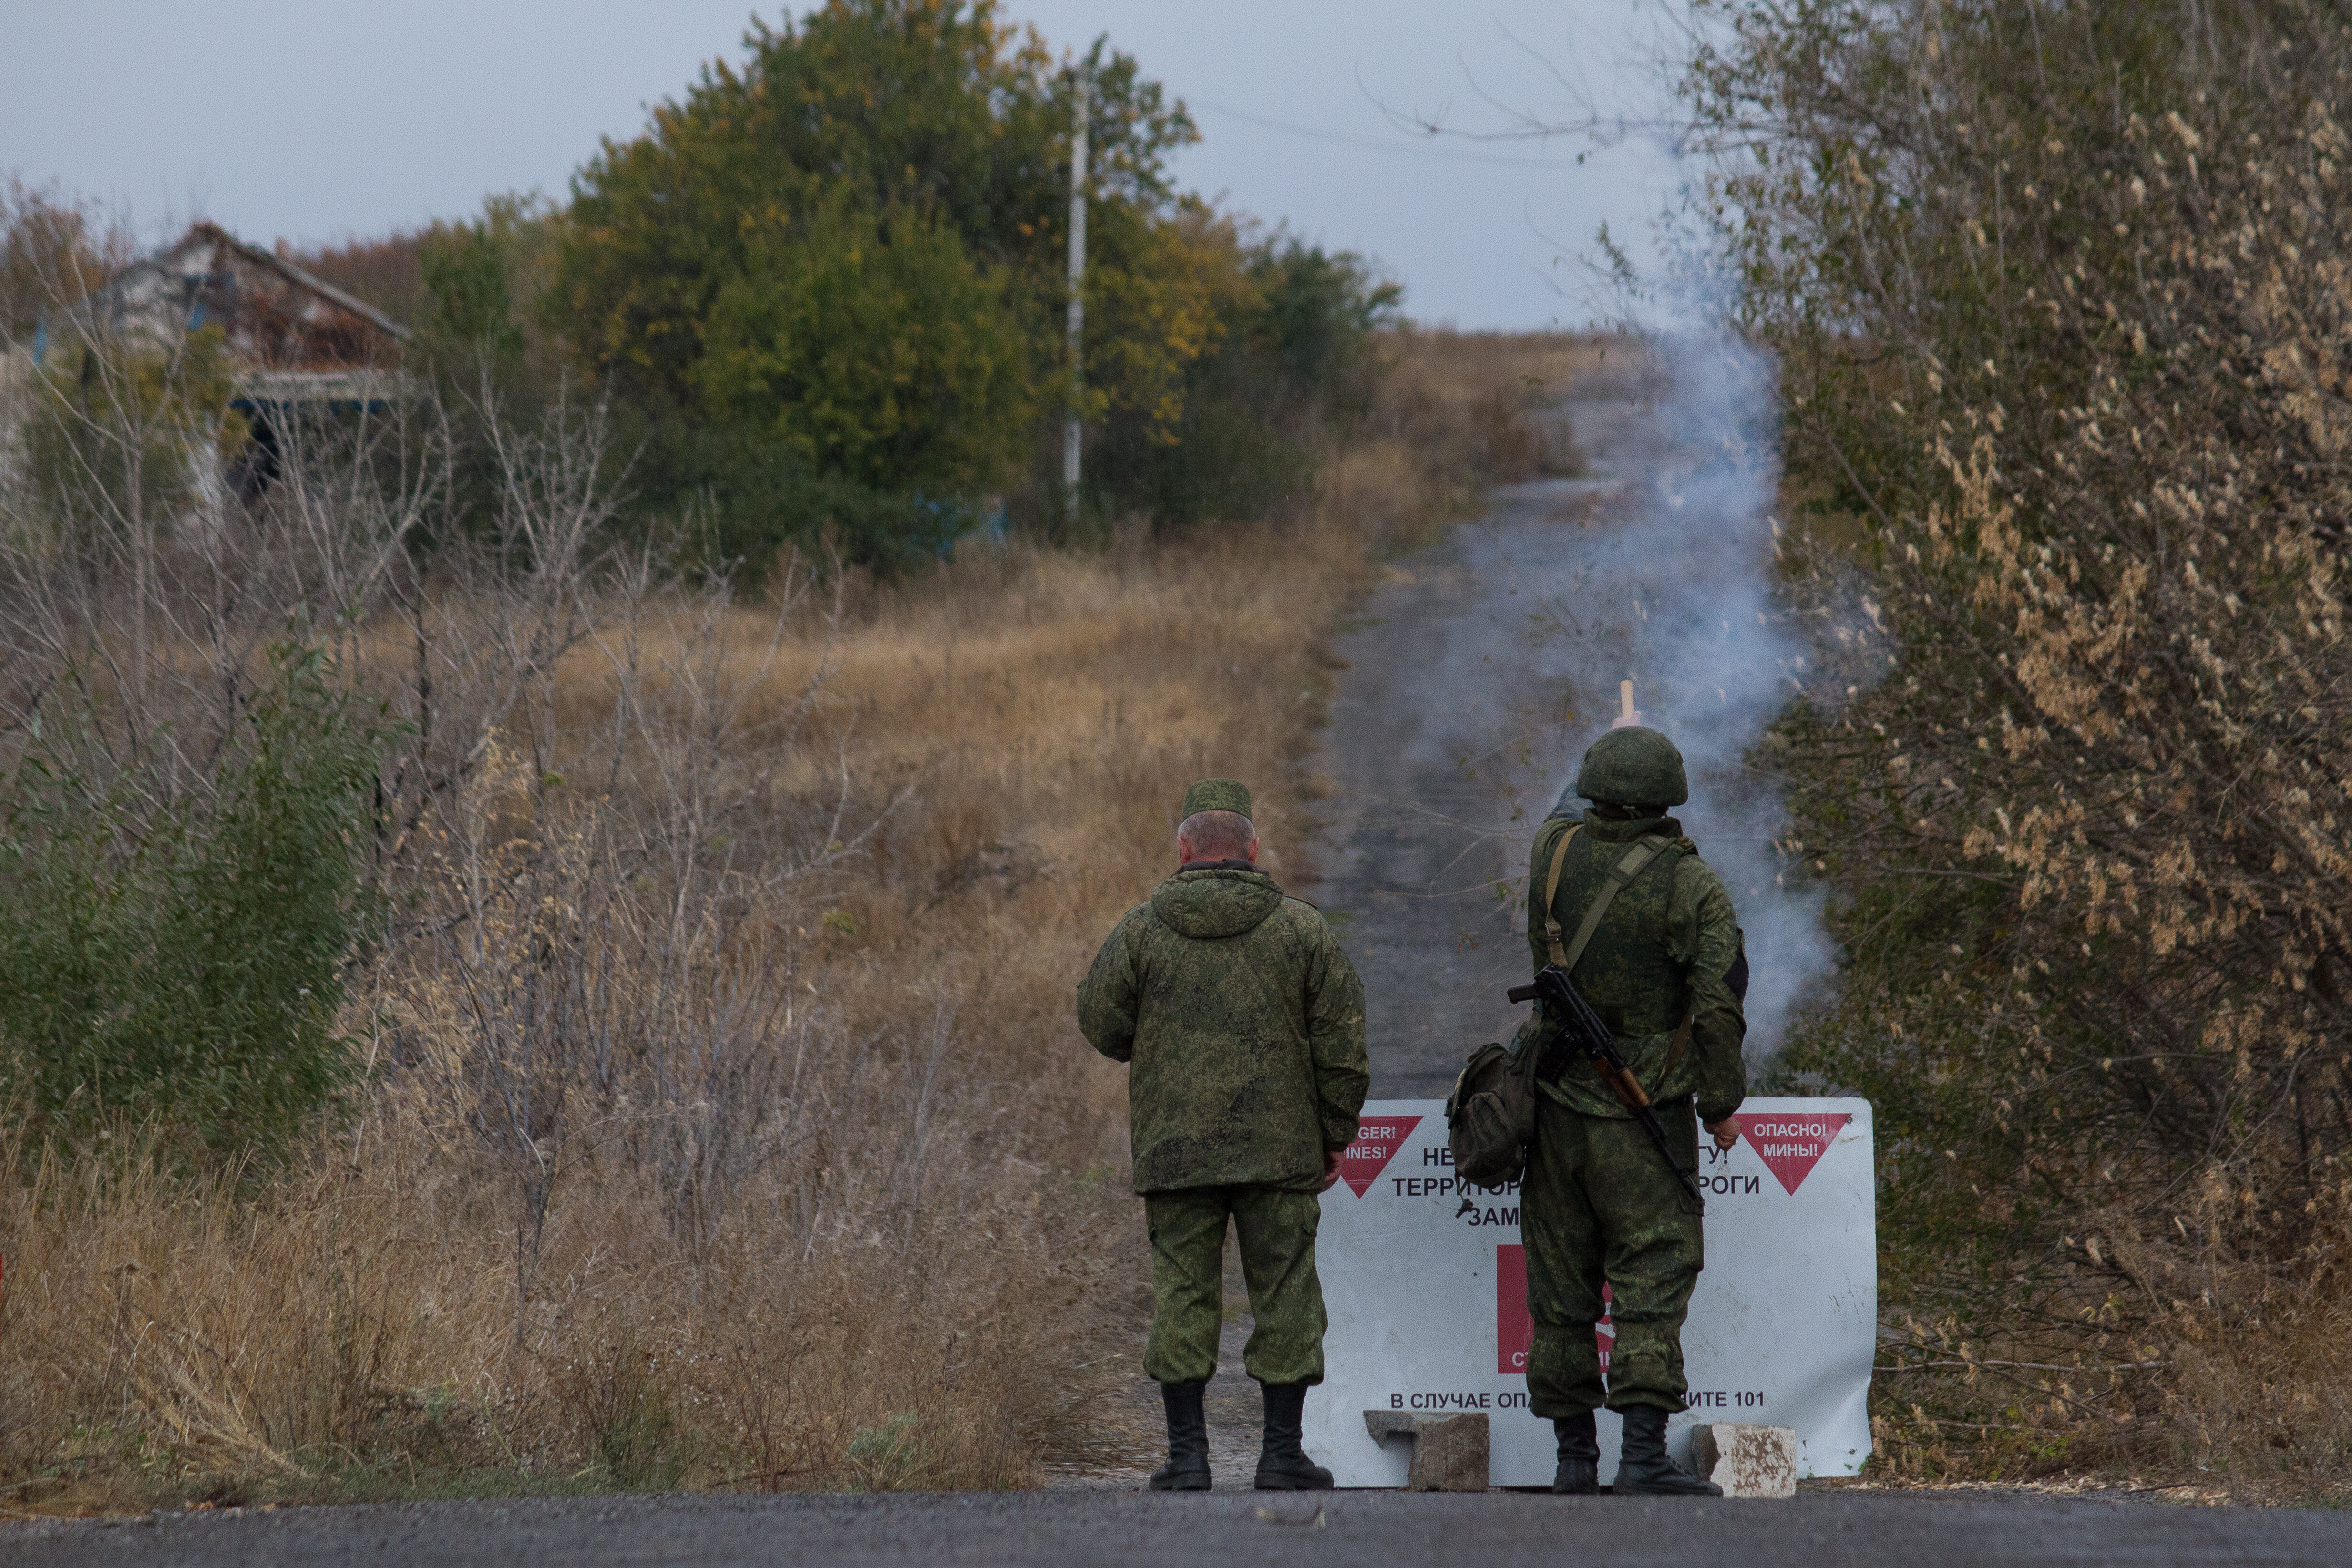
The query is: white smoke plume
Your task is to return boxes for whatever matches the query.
[1465,330,1836,1060]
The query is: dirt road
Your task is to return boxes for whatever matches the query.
[1302,379,1664,1097]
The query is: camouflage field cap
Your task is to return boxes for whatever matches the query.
[1574,725,1689,808]
[1181,778,1254,820]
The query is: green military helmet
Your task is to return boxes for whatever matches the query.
[1574,725,1689,809]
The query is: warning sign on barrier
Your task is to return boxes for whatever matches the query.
[1304,1097,1875,1487]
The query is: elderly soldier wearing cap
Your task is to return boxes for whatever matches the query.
[1521,725,1748,1496]
[1077,779,1369,1492]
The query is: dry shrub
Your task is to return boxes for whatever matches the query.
[1694,0,2352,1495]
[0,178,120,341]
[2163,1273,2352,1496]
[0,327,1561,1508]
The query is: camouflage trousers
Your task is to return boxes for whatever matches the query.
[1521,1092,1704,1416]
[1142,1185,1327,1387]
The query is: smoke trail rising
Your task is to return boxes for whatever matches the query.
[1463,330,1836,1059]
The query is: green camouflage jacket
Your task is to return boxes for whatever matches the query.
[1078,863,1370,1194]
[1523,811,1748,1125]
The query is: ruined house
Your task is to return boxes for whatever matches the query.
[21,221,413,498]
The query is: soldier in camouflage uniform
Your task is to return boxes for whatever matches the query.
[1520,726,1748,1496]
[1078,778,1370,1492]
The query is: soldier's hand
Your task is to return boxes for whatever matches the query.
[1319,1149,1343,1192]
[1705,1117,1740,1152]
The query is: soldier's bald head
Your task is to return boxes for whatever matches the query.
[1177,810,1256,861]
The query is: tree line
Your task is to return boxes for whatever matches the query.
[305,0,1398,570]
[6,2,1398,574]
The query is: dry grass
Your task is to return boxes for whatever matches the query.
[0,329,1574,1512]
[1372,327,1601,483]
[1866,1267,2352,1502]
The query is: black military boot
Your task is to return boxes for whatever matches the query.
[1149,1381,1211,1491]
[1611,1404,1721,1496]
[1551,1410,1599,1494]
[1252,1381,1334,1490]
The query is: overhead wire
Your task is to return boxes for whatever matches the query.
[1185,99,1580,172]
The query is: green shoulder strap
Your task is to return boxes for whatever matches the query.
[1547,830,1675,974]
[1540,824,1582,967]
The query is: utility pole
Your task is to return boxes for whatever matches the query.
[1063,71,1089,522]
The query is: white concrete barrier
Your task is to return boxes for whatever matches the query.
[1306,1097,1876,1487]
[1690,1423,1800,1498]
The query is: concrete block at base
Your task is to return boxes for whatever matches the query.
[1688,1424,1798,1499]
[1363,1411,1490,1491]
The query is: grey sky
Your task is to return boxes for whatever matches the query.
[4,1,1691,329]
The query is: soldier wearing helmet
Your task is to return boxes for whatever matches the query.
[1519,724,1749,1496]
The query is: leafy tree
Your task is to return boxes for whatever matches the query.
[1687,0,2352,1473]
[699,199,1030,495]
[302,5,1404,564]
[419,194,555,366]
[555,0,1203,564]
[1087,228,1400,526]
[0,177,113,344]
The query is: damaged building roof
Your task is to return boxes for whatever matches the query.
[41,221,412,405]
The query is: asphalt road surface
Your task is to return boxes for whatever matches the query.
[9,1489,2352,1568]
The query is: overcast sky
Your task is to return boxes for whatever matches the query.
[3,1,1694,329]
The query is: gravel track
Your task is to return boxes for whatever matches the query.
[1302,388,1660,1099]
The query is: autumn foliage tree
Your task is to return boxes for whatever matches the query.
[0,178,115,343]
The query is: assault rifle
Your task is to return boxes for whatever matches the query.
[1507,964,1706,1214]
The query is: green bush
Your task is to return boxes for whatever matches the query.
[554,0,1198,565]
[291,7,1408,570]
[0,647,390,1159]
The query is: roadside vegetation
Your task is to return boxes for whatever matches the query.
[1690,0,2352,1500]
[0,42,1588,1500]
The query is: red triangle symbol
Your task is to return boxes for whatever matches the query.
[1336,1115,1423,1197]
[1734,1111,1852,1195]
